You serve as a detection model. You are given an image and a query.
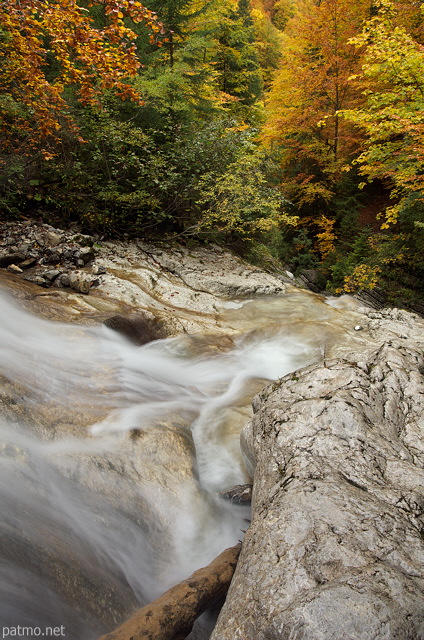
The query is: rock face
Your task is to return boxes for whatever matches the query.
[212,338,424,640]
[92,239,287,334]
[0,221,97,293]
[0,221,289,335]
[140,243,285,299]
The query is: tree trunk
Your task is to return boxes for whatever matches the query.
[98,543,241,640]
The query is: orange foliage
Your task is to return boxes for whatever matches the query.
[393,0,424,43]
[262,0,369,205]
[0,0,162,153]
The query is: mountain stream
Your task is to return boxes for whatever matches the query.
[0,279,368,639]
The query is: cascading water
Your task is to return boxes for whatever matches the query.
[0,286,351,638]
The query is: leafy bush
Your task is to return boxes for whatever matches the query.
[196,149,297,240]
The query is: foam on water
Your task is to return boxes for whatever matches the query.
[0,289,320,638]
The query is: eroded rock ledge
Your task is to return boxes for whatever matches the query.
[212,338,424,640]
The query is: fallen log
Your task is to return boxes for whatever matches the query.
[98,543,241,640]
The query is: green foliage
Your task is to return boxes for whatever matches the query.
[0,156,30,218]
[196,148,297,240]
[340,0,424,228]
[271,0,296,30]
[1,106,270,235]
[0,0,276,239]
[323,225,422,302]
[326,229,374,289]
[135,35,222,123]
[251,7,283,88]
[149,0,197,36]
[1,0,422,311]
[281,228,320,272]
[215,0,264,106]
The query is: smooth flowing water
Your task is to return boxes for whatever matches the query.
[0,287,361,638]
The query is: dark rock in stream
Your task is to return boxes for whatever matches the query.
[219,484,252,506]
[43,269,62,282]
[19,257,38,270]
[23,273,49,287]
[0,252,26,268]
[104,312,169,345]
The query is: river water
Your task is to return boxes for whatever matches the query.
[0,285,365,638]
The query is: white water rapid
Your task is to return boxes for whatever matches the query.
[0,286,362,639]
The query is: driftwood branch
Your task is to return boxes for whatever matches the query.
[98,543,241,640]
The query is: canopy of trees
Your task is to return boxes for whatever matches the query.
[1,0,423,308]
[0,0,162,152]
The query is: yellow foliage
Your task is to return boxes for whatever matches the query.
[381,204,401,229]
[315,216,336,260]
[337,264,381,293]
[296,182,334,207]
[341,1,424,228]
[300,215,336,260]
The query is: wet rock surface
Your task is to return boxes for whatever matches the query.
[2,221,424,639]
[212,330,424,640]
[0,222,288,335]
[219,484,253,506]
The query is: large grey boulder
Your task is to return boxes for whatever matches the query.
[212,339,424,640]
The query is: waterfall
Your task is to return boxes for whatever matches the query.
[0,287,343,638]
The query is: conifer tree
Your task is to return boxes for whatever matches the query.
[215,0,263,105]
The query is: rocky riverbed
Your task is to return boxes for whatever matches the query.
[0,220,288,333]
[1,220,423,640]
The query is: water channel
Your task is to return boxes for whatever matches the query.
[0,281,366,638]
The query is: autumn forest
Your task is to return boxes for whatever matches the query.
[1,0,423,307]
